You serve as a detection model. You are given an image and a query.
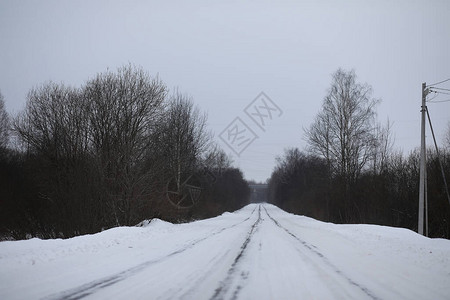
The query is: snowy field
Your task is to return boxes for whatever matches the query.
[1,203,450,300]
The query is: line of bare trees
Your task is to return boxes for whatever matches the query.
[0,66,249,239]
[269,69,450,238]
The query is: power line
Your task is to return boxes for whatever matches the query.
[427,78,450,87]
[426,108,450,206]
[430,87,450,92]
[428,99,450,103]
[426,93,439,102]
[429,89,450,96]
[427,89,450,102]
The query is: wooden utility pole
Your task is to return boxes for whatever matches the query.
[418,82,428,236]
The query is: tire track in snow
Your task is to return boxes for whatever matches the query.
[42,206,259,300]
[209,205,262,300]
[263,205,381,300]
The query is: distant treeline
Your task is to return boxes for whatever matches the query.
[268,69,450,239]
[0,65,249,240]
[268,148,450,238]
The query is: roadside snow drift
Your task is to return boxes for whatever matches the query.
[1,204,450,300]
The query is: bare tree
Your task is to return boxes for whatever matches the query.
[372,119,394,174]
[304,111,332,171]
[203,145,232,173]
[156,92,212,208]
[14,82,86,160]
[305,69,380,183]
[274,148,303,184]
[13,82,97,236]
[84,65,167,225]
[85,65,166,169]
[0,90,10,149]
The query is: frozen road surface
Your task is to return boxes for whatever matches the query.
[1,204,450,300]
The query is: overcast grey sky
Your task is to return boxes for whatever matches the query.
[1,0,449,182]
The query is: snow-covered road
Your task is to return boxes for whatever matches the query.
[1,203,450,300]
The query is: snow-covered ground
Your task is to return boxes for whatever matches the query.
[1,203,450,300]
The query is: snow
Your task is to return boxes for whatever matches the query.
[1,203,450,300]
